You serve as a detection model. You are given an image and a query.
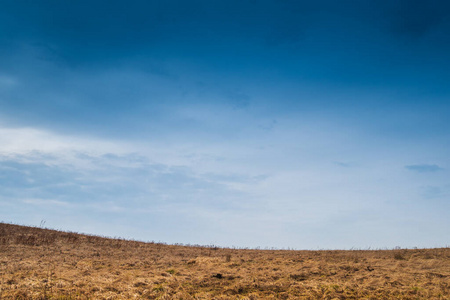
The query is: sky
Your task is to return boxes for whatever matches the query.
[0,0,449,249]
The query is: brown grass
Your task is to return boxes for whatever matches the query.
[0,222,449,299]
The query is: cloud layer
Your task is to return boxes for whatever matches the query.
[1,0,449,248]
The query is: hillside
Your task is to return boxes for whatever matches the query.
[0,223,449,299]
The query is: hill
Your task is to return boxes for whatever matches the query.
[0,222,449,299]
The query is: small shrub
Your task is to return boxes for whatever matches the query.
[394,252,405,260]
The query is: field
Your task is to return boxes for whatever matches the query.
[1,223,449,299]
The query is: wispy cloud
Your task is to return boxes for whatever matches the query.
[1,109,449,248]
[420,186,445,199]
[405,164,444,173]
[22,198,71,207]
[333,161,357,168]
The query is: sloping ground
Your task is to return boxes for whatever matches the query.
[0,223,449,299]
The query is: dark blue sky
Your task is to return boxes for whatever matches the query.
[0,0,449,248]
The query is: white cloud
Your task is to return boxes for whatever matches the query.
[0,122,449,248]
[22,198,71,207]
[0,126,129,155]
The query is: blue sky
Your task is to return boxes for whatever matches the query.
[0,0,449,249]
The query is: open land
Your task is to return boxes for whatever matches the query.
[0,223,449,299]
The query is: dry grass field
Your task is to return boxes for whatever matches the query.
[0,223,449,299]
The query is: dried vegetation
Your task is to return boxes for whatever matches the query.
[1,223,449,299]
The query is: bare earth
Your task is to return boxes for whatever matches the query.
[1,223,449,299]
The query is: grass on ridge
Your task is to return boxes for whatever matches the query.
[0,222,449,299]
